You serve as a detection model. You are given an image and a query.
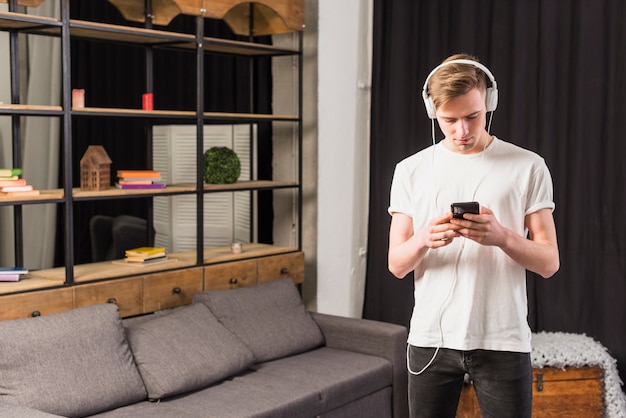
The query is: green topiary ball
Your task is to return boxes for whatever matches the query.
[203,146,241,184]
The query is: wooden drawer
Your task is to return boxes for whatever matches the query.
[0,288,74,320]
[204,259,257,290]
[457,366,603,417]
[143,267,203,312]
[257,252,304,284]
[74,277,143,317]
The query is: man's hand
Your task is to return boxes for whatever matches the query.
[449,205,506,246]
[419,212,462,248]
[388,211,462,278]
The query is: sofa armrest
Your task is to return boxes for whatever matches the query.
[311,312,409,418]
[0,402,67,418]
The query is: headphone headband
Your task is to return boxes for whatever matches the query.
[421,59,498,119]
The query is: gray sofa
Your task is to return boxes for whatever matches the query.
[0,279,408,418]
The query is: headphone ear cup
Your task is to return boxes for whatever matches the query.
[422,91,437,119]
[485,87,498,112]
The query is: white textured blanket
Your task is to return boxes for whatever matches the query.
[532,332,626,418]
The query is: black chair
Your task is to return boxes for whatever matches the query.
[89,215,154,262]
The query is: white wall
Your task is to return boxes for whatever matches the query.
[316,0,373,317]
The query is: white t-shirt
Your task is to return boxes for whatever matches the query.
[388,137,555,353]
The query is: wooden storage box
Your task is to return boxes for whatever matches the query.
[457,366,603,417]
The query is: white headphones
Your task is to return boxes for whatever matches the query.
[422,59,498,119]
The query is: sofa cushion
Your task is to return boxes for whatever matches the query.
[0,401,68,418]
[252,347,393,413]
[0,304,147,418]
[156,370,325,418]
[193,278,325,362]
[125,303,255,400]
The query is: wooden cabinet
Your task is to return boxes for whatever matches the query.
[143,268,203,312]
[457,366,603,417]
[204,259,258,290]
[0,288,74,320]
[74,277,143,317]
[258,252,304,284]
[0,250,303,321]
[203,251,304,290]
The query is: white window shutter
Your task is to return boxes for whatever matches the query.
[153,124,254,252]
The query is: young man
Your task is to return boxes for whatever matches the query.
[387,54,559,417]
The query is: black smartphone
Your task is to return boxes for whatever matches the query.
[451,201,479,219]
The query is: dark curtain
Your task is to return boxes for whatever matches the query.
[55,0,273,265]
[364,0,626,385]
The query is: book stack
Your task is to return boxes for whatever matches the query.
[0,267,28,282]
[124,247,168,264]
[0,168,40,197]
[116,170,165,190]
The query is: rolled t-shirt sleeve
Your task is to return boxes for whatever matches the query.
[388,163,413,217]
[525,158,556,215]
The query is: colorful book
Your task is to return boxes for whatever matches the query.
[125,255,168,264]
[0,267,29,275]
[0,274,21,282]
[0,185,34,192]
[0,175,19,181]
[0,190,40,197]
[117,170,161,179]
[116,183,166,190]
[117,180,155,185]
[117,178,162,183]
[0,168,22,177]
[125,251,166,261]
[125,247,166,257]
[0,178,26,187]
[0,267,27,281]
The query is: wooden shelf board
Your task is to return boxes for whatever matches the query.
[33,252,197,283]
[72,107,196,118]
[72,107,298,121]
[74,181,297,199]
[0,182,297,204]
[70,20,299,55]
[202,111,298,121]
[0,189,64,204]
[22,245,296,285]
[70,19,195,45]
[73,184,196,199]
[0,275,65,295]
[203,243,298,264]
[0,14,298,56]
[0,103,63,115]
[0,11,60,31]
[203,180,298,192]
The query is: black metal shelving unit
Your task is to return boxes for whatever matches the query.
[0,1,303,294]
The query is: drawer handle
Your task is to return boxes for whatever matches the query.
[31,310,41,317]
[172,287,182,294]
[107,297,117,304]
[229,277,238,285]
[280,267,289,275]
[536,373,544,392]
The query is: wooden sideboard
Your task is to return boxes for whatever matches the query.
[0,246,304,321]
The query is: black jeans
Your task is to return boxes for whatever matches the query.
[407,345,532,418]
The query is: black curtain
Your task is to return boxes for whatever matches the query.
[364,0,626,386]
[55,0,273,265]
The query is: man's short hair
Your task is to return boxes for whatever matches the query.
[426,53,489,112]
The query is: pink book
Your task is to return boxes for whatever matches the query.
[115,183,166,190]
[0,178,26,187]
[0,184,33,192]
